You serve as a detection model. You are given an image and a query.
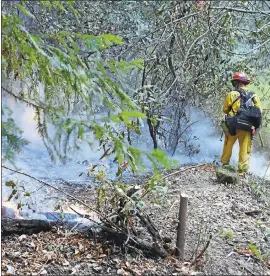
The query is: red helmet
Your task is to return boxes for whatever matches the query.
[232,72,250,84]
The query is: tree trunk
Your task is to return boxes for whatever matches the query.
[147,117,158,149]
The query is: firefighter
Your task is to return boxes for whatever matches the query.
[220,72,262,175]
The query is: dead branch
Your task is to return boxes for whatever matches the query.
[165,199,178,220]
[108,182,165,243]
[162,164,206,179]
[244,210,262,216]
[136,211,162,241]
[68,205,109,232]
[69,205,168,257]
[258,132,264,148]
[117,12,200,58]
[182,12,227,68]
[191,234,212,266]
[210,6,270,15]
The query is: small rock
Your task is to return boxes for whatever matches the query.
[51,226,58,233]
[113,258,120,263]
[40,269,47,275]
[117,268,125,275]
[216,166,239,184]
[6,265,16,275]
[191,271,204,276]
[71,268,77,275]
[18,234,27,241]
[93,266,102,272]
[62,260,70,266]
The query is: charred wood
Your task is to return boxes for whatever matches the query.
[2,217,52,236]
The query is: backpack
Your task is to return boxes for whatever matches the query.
[225,89,262,136]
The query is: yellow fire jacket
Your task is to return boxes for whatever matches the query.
[223,87,262,116]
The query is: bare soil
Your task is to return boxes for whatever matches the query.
[2,164,270,275]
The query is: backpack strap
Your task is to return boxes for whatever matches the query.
[236,88,246,104]
[247,92,255,100]
[227,94,241,115]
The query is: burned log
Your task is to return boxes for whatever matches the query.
[101,224,168,257]
[2,217,52,236]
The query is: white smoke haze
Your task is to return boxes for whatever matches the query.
[2,94,270,218]
[3,99,270,181]
[174,108,270,179]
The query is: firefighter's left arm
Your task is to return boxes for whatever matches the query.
[222,93,232,114]
[253,94,262,110]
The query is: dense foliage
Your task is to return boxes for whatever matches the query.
[2,0,270,164]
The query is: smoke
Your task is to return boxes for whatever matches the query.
[2,96,269,218]
[3,99,270,181]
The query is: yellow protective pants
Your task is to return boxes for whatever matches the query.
[221,130,252,173]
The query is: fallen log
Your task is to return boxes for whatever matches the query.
[2,217,52,236]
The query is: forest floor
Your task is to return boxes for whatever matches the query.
[2,164,270,275]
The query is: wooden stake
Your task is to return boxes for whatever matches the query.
[176,192,188,261]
